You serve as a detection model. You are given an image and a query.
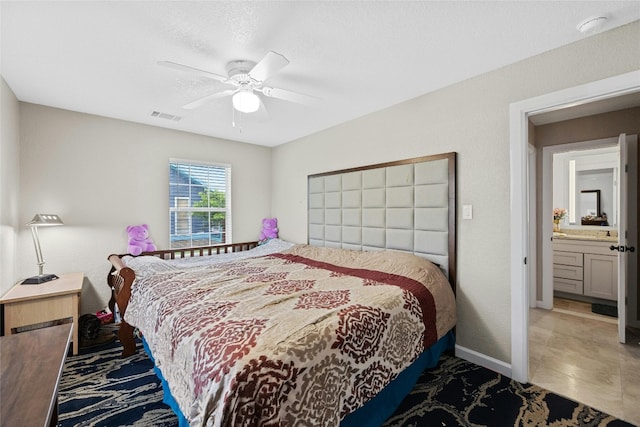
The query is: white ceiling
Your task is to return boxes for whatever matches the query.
[2,1,639,147]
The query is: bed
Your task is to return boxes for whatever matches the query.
[107,152,457,427]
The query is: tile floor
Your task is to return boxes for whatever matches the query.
[529,298,640,425]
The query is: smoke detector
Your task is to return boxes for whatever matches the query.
[577,15,608,34]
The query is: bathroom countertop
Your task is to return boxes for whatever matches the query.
[552,232,618,243]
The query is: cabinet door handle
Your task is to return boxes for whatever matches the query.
[610,245,636,253]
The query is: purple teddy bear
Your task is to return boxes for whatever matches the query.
[127,224,157,256]
[259,218,279,241]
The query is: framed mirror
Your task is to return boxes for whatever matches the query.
[580,189,606,225]
[580,189,600,217]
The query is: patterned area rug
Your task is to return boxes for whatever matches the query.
[382,355,633,427]
[59,340,177,427]
[59,340,633,427]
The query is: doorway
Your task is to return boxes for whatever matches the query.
[509,70,640,383]
[530,118,640,424]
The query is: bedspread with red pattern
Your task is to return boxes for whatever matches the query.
[125,244,456,427]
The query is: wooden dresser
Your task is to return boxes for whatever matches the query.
[0,323,72,427]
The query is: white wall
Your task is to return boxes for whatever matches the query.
[17,104,272,314]
[271,21,640,363]
[0,77,20,298]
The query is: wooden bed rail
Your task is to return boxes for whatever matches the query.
[131,241,260,260]
[107,241,259,357]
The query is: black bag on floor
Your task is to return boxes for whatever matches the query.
[79,314,101,340]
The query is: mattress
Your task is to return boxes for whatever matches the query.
[124,243,456,426]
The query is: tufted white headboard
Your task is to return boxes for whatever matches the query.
[308,152,456,288]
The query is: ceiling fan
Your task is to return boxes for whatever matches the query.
[159,51,319,114]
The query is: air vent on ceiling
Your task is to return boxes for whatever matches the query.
[151,111,182,122]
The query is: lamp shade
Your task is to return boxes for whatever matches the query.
[232,89,260,113]
[27,214,64,226]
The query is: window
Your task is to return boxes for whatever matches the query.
[169,160,231,249]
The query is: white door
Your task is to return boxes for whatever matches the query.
[616,133,628,344]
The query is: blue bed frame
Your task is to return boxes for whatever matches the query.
[143,330,455,427]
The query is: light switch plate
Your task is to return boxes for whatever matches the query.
[463,204,473,219]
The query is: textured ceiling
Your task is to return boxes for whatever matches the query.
[2,1,639,147]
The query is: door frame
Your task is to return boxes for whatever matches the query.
[528,144,537,309]
[509,70,640,383]
[540,138,619,311]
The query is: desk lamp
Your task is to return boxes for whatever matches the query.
[22,214,64,285]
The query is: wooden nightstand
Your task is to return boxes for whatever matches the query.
[0,272,83,355]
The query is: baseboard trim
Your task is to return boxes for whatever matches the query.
[455,345,512,378]
[536,299,552,310]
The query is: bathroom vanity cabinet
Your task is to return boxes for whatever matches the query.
[553,239,618,301]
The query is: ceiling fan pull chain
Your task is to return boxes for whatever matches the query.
[231,104,243,133]
[232,103,236,128]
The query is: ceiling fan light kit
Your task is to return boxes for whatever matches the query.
[232,89,260,113]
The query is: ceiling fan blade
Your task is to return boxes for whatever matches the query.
[260,86,320,106]
[182,89,237,110]
[248,51,289,82]
[158,60,228,83]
